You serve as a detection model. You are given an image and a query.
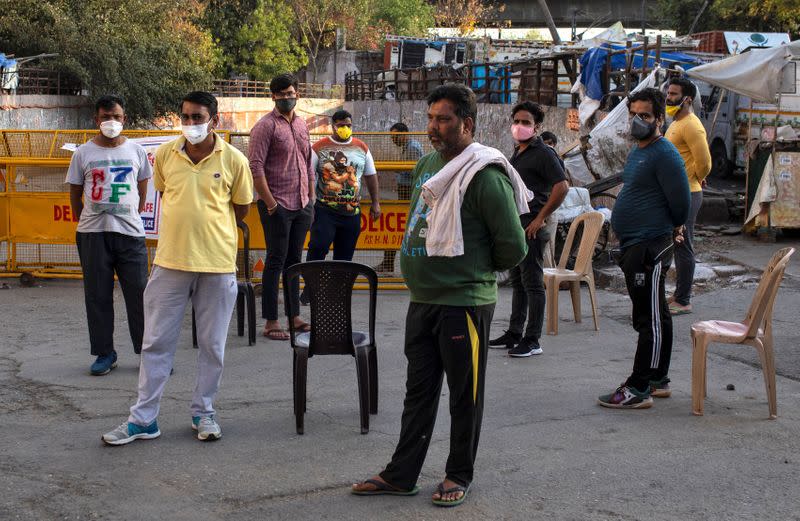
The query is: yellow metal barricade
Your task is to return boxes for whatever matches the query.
[0,130,427,288]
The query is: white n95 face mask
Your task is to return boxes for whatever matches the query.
[100,120,123,139]
[182,122,210,145]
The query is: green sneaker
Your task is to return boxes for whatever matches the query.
[597,385,653,409]
[649,377,672,398]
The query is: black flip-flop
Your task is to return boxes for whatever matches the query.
[432,482,470,507]
[351,478,420,496]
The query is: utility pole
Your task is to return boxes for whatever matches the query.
[687,0,712,35]
[537,0,561,44]
[641,0,646,35]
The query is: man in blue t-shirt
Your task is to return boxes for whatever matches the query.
[598,88,690,410]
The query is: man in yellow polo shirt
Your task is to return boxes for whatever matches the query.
[102,91,254,445]
[664,77,711,316]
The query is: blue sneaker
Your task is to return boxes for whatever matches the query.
[102,420,160,446]
[90,351,118,376]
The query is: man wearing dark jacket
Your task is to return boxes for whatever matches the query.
[598,88,690,409]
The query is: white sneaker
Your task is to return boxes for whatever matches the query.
[192,416,222,441]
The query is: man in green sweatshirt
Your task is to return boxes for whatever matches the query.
[351,84,527,507]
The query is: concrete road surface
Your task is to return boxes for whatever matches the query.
[1,253,799,520]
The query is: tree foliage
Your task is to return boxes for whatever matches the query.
[201,0,307,80]
[0,0,442,121]
[0,0,219,123]
[290,0,434,81]
[433,0,505,36]
[658,0,799,37]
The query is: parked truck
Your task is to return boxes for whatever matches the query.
[690,32,798,178]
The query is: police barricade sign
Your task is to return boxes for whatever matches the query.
[128,135,173,239]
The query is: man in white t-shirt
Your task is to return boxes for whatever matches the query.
[66,95,152,376]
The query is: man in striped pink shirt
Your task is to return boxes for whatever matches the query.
[248,73,315,340]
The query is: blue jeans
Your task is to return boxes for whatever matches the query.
[305,203,362,262]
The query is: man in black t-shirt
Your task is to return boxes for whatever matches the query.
[490,102,569,357]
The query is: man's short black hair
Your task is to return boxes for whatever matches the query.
[427,83,478,134]
[390,122,409,132]
[628,88,665,121]
[95,95,125,114]
[270,73,299,94]
[511,100,545,124]
[540,131,558,145]
[181,91,218,117]
[331,109,352,123]
[667,77,697,100]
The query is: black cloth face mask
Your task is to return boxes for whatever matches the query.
[275,98,297,114]
[630,115,656,140]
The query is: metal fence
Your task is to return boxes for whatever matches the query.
[12,68,83,96]
[211,80,344,99]
[345,54,579,107]
[0,130,426,283]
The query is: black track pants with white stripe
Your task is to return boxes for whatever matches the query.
[380,302,494,490]
[619,234,674,393]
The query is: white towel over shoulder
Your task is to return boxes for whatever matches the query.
[421,142,533,257]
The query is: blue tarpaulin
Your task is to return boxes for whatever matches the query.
[0,53,17,68]
[470,64,512,103]
[579,44,700,100]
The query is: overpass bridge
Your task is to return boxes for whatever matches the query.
[499,0,665,31]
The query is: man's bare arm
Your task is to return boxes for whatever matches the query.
[525,180,569,239]
[69,184,84,220]
[253,176,279,214]
[137,179,148,213]
[363,174,381,220]
[234,203,250,222]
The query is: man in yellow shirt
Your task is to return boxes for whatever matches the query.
[664,77,711,315]
[102,92,254,445]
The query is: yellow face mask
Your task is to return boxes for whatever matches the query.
[336,125,352,140]
[665,96,686,117]
[665,104,681,117]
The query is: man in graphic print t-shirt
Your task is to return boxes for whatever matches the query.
[66,94,152,377]
[305,109,381,264]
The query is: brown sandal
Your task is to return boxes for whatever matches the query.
[293,322,311,333]
[263,328,289,340]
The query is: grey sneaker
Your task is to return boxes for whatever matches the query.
[102,421,160,446]
[192,416,222,441]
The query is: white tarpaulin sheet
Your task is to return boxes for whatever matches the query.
[687,40,800,103]
[564,68,662,184]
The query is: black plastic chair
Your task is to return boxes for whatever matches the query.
[283,260,378,435]
[193,221,256,347]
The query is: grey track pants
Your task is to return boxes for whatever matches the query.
[673,190,703,305]
[128,265,238,426]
